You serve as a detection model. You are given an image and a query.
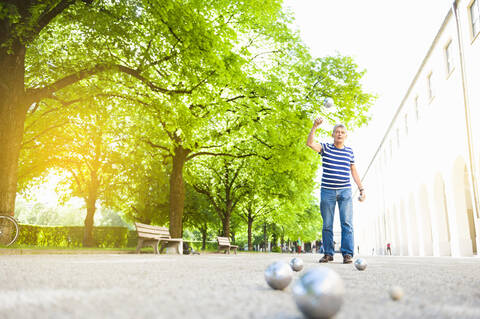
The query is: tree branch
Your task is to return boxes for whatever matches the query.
[33,0,76,38]
[253,135,273,149]
[21,121,69,147]
[186,151,258,161]
[25,63,197,105]
[143,139,172,154]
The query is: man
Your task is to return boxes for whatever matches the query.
[307,117,365,264]
[387,242,392,255]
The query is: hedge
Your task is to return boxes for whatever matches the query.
[17,224,137,248]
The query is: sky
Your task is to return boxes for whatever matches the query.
[283,0,453,176]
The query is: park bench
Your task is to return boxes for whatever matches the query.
[134,222,183,255]
[217,236,238,254]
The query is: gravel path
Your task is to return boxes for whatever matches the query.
[0,253,479,318]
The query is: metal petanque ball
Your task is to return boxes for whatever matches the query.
[292,267,345,319]
[354,258,367,271]
[389,286,404,301]
[264,261,293,290]
[323,97,334,108]
[290,257,304,272]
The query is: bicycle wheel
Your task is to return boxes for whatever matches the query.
[0,215,19,246]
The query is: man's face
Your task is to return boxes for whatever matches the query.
[332,127,347,144]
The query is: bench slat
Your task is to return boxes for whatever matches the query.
[217,237,233,246]
[135,222,168,231]
[137,229,170,237]
[135,223,171,239]
[137,232,167,239]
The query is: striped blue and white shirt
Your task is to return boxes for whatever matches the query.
[319,143,355,189]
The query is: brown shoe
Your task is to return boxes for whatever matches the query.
[319,255,334,263]
[343,255,353,264]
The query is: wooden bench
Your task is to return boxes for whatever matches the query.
[217,236,238,254]
[135,222,183,255]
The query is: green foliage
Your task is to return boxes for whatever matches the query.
[13,0,375,246]
[183,183,220,232]
[271,246,282,253]
[16,224,133,248]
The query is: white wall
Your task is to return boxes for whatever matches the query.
[355,0,480,257]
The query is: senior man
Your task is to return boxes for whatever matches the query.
[307,117,365,264]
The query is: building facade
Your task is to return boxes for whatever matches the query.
[355,0,480,257]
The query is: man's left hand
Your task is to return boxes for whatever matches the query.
[358,189,366,202]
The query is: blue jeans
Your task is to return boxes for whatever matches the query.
[320,187,354,256]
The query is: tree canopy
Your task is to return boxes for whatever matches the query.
[2,0,375,247]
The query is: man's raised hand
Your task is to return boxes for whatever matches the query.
[313,117,323,127]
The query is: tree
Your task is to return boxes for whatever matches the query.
[20,94,127,246]
[188,158,248,239]
[183,183,219,250]
[239,193,271,251]
[3,0,375,242]
[0,0,98,218]
[0,0,207,218]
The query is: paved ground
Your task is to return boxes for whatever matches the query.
[0,253,479,319]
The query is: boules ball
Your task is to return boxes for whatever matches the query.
[388,286,404,301]
[290,257,304,272]
[354,258,367,271]
[323,97,334,108]
[264,261,293,290]
[292,267,345,319]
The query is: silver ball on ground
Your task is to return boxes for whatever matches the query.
[290,257,304,272]
[323,97,334,108]
[292,267,345,319]
[354,258,367,271]
[389,286,404,301]
[264,261,293,290]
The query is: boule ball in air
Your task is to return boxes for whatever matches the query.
[388,286,404,301]
[323,97,334,108]
[290,257,304,272]
[354,258,367,271]
[292,267,345,319]
[264,261,293,290]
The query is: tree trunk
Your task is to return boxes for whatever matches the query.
[83,174,99,247]
[0,43,28,217]
[222,213,230,239]
[83,195,96,247]
[272,233,277,249]
[169,146,188,238]
[263,223,267,252]
[201,224,207,250]
[221,197,233,239]
[248,217,253,251]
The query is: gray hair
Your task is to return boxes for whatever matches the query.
[332,123,347,134]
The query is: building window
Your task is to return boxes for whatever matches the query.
[445,41,454,75]
[471,0,480,38]
[427,73,434,101]
[414,96,420,120]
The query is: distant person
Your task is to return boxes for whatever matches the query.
[307,118,365,264]
[297,238,302,253]
[387,243,392,255]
